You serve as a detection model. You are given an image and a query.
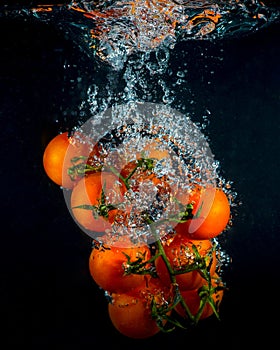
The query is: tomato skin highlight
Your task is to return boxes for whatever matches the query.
[175,187,231,240]
[88,243,151,293]
[70,171,127,232]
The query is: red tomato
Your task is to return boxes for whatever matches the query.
[155,233,217,291]
[43,132,89,188]
[70,171,127,232]
[175,186,231,240]
[88,242,152,293]
[108,278,173,339]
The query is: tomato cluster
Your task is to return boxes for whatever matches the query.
[88,238,225,339]
[43,131,231,339]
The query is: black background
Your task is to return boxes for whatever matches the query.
[1,5,280,348]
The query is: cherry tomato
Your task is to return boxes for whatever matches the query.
[43,132,89,188]
[85,142,106,172]
[89,242,152,293]
[174,274,224,320]
[86,141,123,173]
[135,138,170,161]
[155,233,217,291]
[174,184,203,211]
[108,278,172,339]
[169,184,203,226]
[70,171,127,232]
[175,186,231,240]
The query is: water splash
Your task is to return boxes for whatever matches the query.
[3,0,242,315]
[2,1,279,70]
[64,101,225,245]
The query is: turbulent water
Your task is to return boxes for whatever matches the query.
[2,0,269,243]
[2,0,280,69]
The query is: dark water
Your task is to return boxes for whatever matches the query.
[1,12,280,348]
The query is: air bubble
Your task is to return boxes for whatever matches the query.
[17,0,280,69]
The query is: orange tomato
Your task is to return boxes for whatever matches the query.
[135,138,170,161]
[119,159,153,181]
[70,171,127,232]
[175,184,202,210]
[86,141,123,173]
[175,186,231,240]
[169,184,203,225]
[174,274,224,320]
[155,233,217,291]
[108,278,172,339]
[88,242,151,293]
[43,131,90,189]
[85,142,106,172]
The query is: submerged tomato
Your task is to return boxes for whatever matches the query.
[155,233,217,291]
[43,132,89,188]
[70,171,127,232]
[89,242,151,293]
[108,278,172,339]
[175,274,224,320]
[175,186,231,240]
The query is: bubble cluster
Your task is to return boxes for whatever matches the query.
[62,101,225,246]
[15,0,279,70]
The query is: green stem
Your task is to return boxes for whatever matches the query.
[146,218,196,322]
[107,165,130,190]
[120,157,154,189]
[124,163,139,182]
